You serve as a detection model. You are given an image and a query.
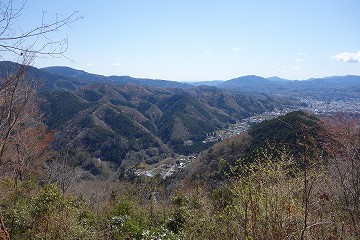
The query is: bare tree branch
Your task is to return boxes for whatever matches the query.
[0,0,81,59]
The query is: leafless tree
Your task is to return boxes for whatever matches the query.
[322,115,360,236]
[43,149,81,194]
[0,1,80,238]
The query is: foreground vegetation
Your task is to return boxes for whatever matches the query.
[0,111,359,239]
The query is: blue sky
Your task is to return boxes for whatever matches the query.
[14,0,360,81]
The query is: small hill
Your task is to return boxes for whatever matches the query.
[184,111,321,181]
[248,110,321,153]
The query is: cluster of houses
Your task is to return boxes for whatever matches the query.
[203,108,294,143]
[133,155,196,179]
[300,99,360,114]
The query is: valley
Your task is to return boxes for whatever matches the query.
[134,97,360,179]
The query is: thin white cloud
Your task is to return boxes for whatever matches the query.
[205,50,211,54]
[232,47,242,52]
[86,63,95,67]
[296,58,304,62]
[113,63,122,67]
[332,50,360,63]
[297,52,309,56]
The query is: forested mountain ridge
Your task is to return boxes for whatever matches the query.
[40,82,293,175]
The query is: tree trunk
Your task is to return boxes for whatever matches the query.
[0,213,10,240]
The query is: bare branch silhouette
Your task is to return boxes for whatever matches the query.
[0,0,81,59]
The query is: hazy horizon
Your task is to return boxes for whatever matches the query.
[41,64,360,82]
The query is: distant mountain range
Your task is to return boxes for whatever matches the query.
[2,61,358,99]
[41,66,193,89]
[192,75,360,99]
[41,64,360,99]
